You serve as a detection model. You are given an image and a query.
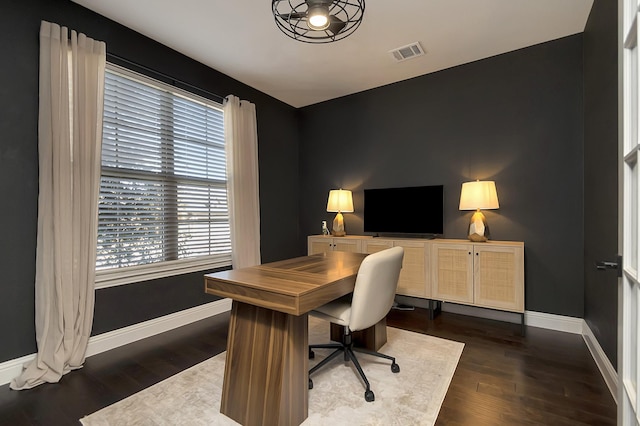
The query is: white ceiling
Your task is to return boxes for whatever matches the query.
[71,0,594,108]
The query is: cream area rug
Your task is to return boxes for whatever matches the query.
[81,317,464,426]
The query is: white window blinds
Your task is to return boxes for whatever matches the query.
[96,64,231,287]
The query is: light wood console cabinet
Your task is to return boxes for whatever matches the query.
[307,235,524,316]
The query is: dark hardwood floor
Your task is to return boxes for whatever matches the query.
[386,308,617,426]
[0,307,616,425]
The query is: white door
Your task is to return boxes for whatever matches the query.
[621,1,640,423]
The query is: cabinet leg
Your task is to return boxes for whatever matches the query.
[428,300,442,320]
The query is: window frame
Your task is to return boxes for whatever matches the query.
[95,63,231,289]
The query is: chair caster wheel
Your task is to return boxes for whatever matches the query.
[365,390,375,402]
[391,362,400,373]
[309,349,315,359]
[309,378,313,389]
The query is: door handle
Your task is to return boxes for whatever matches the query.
[595,261,618,270]
[595,255,622,278]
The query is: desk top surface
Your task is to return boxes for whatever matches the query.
[204,251,367,315]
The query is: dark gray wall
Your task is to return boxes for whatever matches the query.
[1,0,618,369]
[0,0,300,362]
[299,35,585,317]
[583,0,619,367]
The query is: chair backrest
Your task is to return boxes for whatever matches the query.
[349,246,404,332]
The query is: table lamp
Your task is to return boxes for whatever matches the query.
[459,180,499,242]
[327,189,353,237]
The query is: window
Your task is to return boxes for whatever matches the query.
[95,64,231,288]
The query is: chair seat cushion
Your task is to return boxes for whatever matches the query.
[310,300,351,327]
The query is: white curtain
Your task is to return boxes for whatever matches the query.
[223,95,261,269]
[11,21,106,390]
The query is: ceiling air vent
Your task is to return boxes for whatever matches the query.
[389,42,425,62]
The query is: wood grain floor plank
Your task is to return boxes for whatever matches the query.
[384,308,616,426]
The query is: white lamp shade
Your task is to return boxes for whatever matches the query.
[327,189,354,212]
[459,181,499,210]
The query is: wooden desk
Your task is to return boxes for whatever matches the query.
[204,251,367,426]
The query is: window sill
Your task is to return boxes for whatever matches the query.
[95,254,232,289]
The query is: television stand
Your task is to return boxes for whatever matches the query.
[307,235,525,331]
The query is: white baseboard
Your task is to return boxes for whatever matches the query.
[0,354,40,389]
[441,303,524,324]
[0,298,232,387]
[441,303,584,334]
[582,321,618,403]
[525,310,584,334]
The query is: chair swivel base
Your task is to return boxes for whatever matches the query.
[308,342,400,402]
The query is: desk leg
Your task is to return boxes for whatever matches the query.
[221,301,308,426]
[330,318,387,351]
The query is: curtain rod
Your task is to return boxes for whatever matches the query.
[106,52,226,104]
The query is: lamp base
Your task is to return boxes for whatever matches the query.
[332,212,346,237]
[468,210,490,242]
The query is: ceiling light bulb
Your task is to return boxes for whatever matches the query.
[307,6,330,30]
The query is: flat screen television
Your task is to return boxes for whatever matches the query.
[363,185,444,236]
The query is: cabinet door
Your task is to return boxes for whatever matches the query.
[474,245,524,312]
[333,239,362,253]
[308,236,333,254]
[362,239,429,297]
[361,239,393,254]
[308,236,362,254]
[394,240,429,298]
[431,243,474,304]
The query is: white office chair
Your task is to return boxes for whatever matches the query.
[308,246,404,402]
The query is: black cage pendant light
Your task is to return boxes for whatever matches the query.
[272,0,365,44]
